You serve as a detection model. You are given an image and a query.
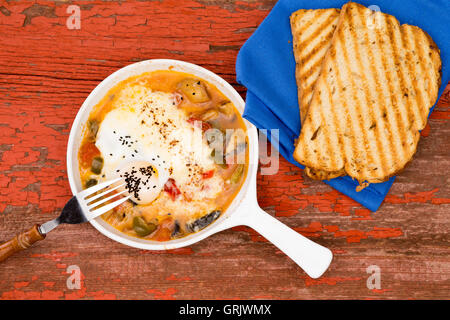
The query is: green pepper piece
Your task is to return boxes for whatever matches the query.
[91,156,104,174]
[85,179,98,188]
[133,216,157,237]
[230,164,244,183]
[88,120,99,138]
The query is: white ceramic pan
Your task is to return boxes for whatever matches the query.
[67,59,332,278]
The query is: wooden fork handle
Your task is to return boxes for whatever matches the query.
[0,225,46,263]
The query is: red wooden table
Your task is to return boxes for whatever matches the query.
[0,0,448,300]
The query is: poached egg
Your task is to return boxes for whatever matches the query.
[94,85,223,205]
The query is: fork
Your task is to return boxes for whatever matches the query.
[0,178,130,262]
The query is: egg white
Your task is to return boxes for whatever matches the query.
[94,86,224,204]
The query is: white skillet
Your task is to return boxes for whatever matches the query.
[67,59,333,278]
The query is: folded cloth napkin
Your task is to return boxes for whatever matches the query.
[236,0,450,211]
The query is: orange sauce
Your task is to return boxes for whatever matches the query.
[78,70,249,241]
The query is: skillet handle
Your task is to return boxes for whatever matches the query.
[246,207,332,279]
[0,225,46,263]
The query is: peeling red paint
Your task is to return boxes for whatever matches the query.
[1,289,64,300]
[235,222,403,244]
[352,208,372,220]
[251,294,275,299]
[303,276,362,287]
[332,249,347,254]
[371,288,392,294]
[30,251,79,262]
[42,281,55,288]
[385,188,450,204]
[87,290,117,300]
[146,288,177,300]
[166,274,192,282]
[0,0,447,301]
[13,281,30,289]
[420,123,431,137]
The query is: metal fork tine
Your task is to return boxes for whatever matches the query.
[86,182,126,204]
[79,177,122,198]
[86,195,131,220]
[88,189,128,209]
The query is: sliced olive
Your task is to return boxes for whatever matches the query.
[133,216,157,237]
[91,156,104,174]
[177,78,210,103]
[88,120,99,138]
[85,179,98,188]
[230,164,244,183]
[172,220,181,237]
[186,210,221,233]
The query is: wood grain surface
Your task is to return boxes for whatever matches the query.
[0,0,448,300]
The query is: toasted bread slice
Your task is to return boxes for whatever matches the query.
[293,2,441,184]
[290,8,340,124]
[291,8,343,181]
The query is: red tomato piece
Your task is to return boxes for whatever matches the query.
[187,117,211,132]
[164,178,181,200]
[79,140,100,168]
[202,169,214,179]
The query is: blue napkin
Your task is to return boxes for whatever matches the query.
[236,0,450,212]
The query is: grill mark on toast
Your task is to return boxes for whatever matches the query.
[338,10,374,180]
[370,19,401,174]
[350,7,387,178]
[300,36,335,76]
[301,113,319,168]
[300,56,328,111]
[334,31,359,174]
[316,80,338,170]
[398,25,423,132]
[375,17,405,167]
[388,17,416,132]
[324,57,345,169]
[291,10,315,35]
[385,16,414,160]
[358,8,396,176]
[298,11,339,49]
[412,28,432,126]
[385,17,413,157]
